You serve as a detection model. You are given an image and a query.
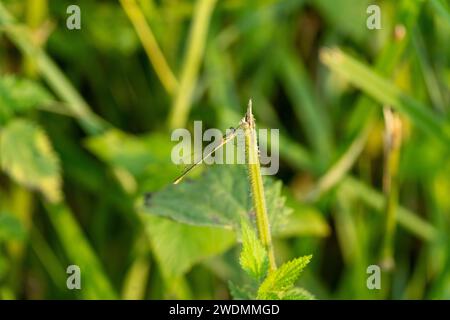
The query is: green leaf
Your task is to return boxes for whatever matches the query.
[85,129,170,175]
[257,255,312,299]
[145,164,291,232]
[0,119,62,202]
[0,75,53,121]
[282,287,315,300]
[85,129,178,192]
[239,219,269,281]
[276,189,330,238]
[143,214,235,277]
[87,130,236,278]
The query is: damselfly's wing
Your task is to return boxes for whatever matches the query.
[173,126,242,184]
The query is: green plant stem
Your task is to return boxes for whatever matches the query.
[120,0,178,95]
[342,177,436,242]
[121,234,151,300]
[168,0,217,129]
[305,120,373,202]
[243,100,276,271]
[24,0,47,77]
[30,228,67,290]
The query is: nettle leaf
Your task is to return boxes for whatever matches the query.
[239,220,268,281]
[282,287,315,300]
[0,119,62,202]
[0,76,53,120]
[86,129,235,278]
[143,214,235,277]
[257,255,312,299]
[145,164,291,232]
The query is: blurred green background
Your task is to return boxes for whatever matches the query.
[0,0,449,299]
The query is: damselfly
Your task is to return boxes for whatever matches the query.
[173,123,245,184]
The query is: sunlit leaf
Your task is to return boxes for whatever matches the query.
[0,119,62,202]
[239,219,268,281]
[282,287,315,300]
[0,75,53,121]
[257,255,312,299]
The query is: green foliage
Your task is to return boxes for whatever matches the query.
[0,119,62,202]
[85,129,170,176]
[0,76,53,122]
[85,3,139,54]
[0,0,449,300]
[279,190,330,238]
[314,0,372,42]
[234,220,313,300]
[281,287,315,300]
[44,203,117,299]
[145,164,291,232]
[321,48,450,145]
[257,255,312,300]
[85,128,176,191]
[85,129,236,281]
[143,214,235,278]
[239,220,269,281]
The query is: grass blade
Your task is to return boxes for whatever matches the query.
[278,48,332,161]
[44,203,117,299]
[168,0,218,129]
[120,0,178,95]
[320,47,450,145]
[342,177,436,242]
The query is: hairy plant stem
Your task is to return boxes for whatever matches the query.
[242,100,276,271]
